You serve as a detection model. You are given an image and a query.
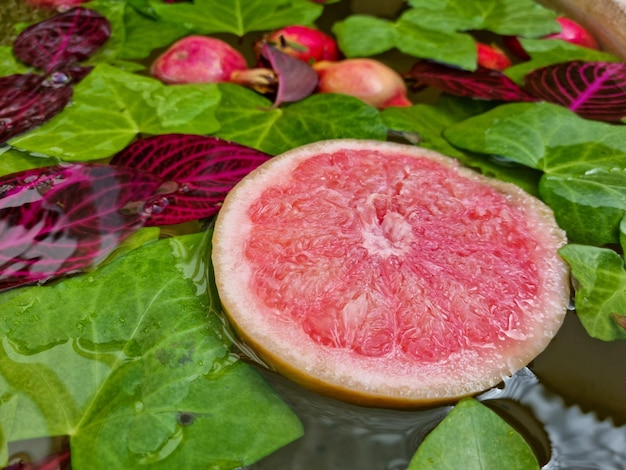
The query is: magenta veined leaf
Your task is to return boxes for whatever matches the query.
[408,61,538,102]
[524,61,626,122]
[0,73,73,144]
[261,43,319,107]
[12,7,111,73]
[110,134,272,226]
[0,164,162,291]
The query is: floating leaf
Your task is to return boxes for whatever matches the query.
[12,7,111,73]
[148,0,323,36]
[408,398,539,469]
[333,0,558,70]
[0,231,303,468]
[0,164,161,291]
[110,134,271,225]
[408,61,538,102]
[0,74,73,144]
[524,61,626,122]
[261,44,318,107]
[559,242,626,341]
[213,83,387,155]
[9,65,221,161]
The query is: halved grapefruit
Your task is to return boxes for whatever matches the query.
[212,139,570,407]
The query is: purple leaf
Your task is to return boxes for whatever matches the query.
[261,43,318,107]
[524,61,626,122]
[0,164,162,291]
[110,134,272,225]
[0,73,73,144]
[408,61,538,102]
[13,7,111,73]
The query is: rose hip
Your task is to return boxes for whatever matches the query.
[259,25,339,64]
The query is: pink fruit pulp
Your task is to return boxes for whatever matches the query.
[264,25,340,63]
[212,140,570,407]
[313,59,411,109]
[151,36,248,85]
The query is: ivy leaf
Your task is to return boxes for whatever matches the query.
[0,147,56,178]
[147,0,323,36]
[443,102,626,245]
[213,83,387,155]
[333,0,559,70]
[408,398,539,470]
[0,231,303,468]
[8,64,221,161]
[380,95,541,196]
[86,1,191,61]
[559,238,626,341]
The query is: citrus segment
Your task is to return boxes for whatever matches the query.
[212,140,570,407]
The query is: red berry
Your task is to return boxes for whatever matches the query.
[476,42,512,71]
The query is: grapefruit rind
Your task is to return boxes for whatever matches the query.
[212,139,570,407]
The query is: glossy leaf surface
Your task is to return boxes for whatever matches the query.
[213,83,387,155]
[13,7,111,73]
[408,398,539,469]
[408,61,538,102]
[524,61,626,122]
[110,134,271,225]
[0,164,161,291]
[148,0,323,36]
[9,65,221,161]
[0,232,303,468]
[0,74,73,144]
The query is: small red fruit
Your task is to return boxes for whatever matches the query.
[151,36,248,85]
[504,16,600,60]
[476,42,512,71]
[260,25,340,64]
[313,58,411,109]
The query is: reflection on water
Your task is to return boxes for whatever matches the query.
[247,368,626,470]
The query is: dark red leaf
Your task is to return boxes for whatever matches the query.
[0,164,162,291]
[408,61,538,102]
[3,448,71,470]
[110,134,272,225]
[13,7,111,73]
[0,73,73,144]
[261,43,318,107]
[524,61,626,122]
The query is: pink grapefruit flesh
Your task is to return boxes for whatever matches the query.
[212,140,570,407]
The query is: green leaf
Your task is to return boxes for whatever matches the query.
[0,46,31,76]
[539,162,626,246]
[0,147,57,177]
[559,242,626,341]
[408,398,539,470]
[213,83,387,155]
[8,64,221,161]
[443,102,626,245]
[0,231,303,468]
[334,0,559,70]
[381,95,541,195]
[505,38,621,84]
[148,0,323,36]
[86,1,191,61]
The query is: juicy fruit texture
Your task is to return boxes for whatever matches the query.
[151,36,248,85]
[212,140,570,407]
[313,59,412,109]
